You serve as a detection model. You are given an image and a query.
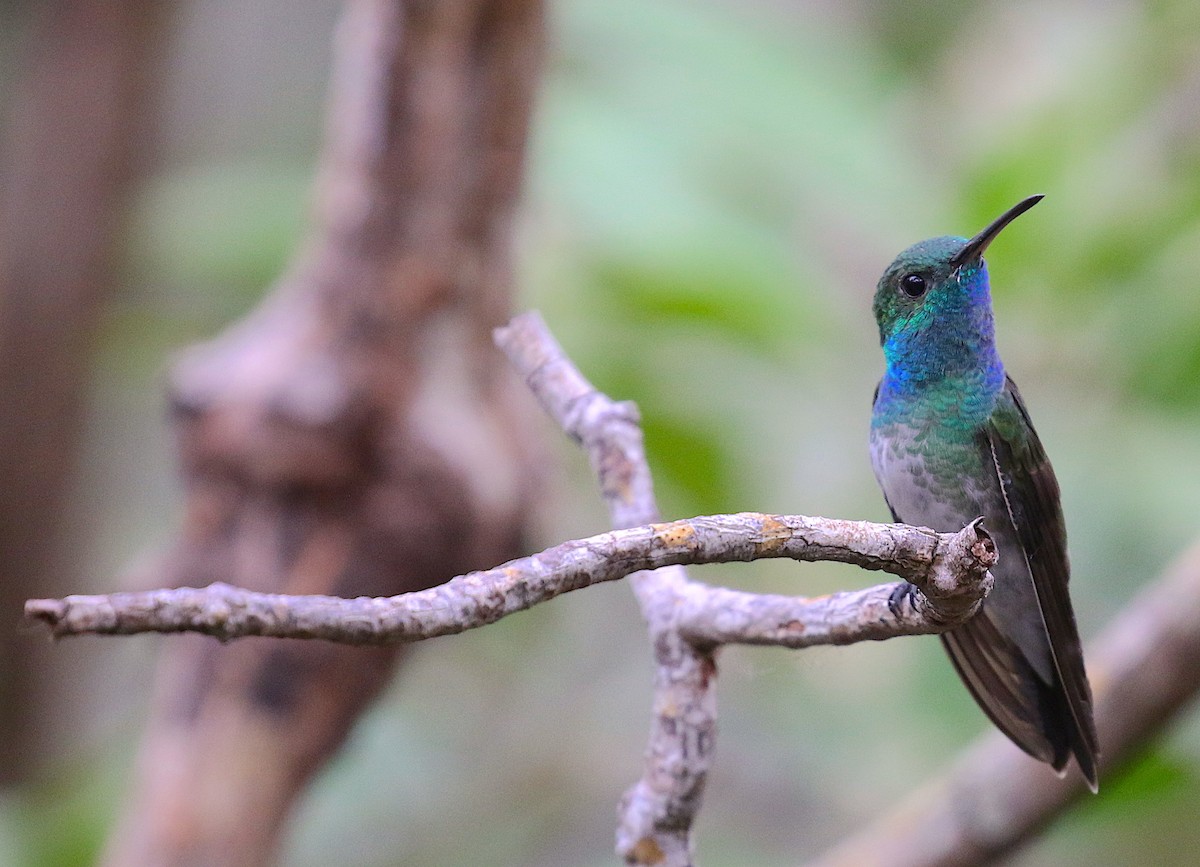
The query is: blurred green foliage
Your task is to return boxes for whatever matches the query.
[4,0,1200,864]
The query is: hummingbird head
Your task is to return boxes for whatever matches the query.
[872,195,1042,364]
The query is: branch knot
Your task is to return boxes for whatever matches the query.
[914,517,996,625]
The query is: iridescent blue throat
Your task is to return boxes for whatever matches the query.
[873,262,1005,427]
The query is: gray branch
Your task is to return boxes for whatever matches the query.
[24,513,991,645]
[25,311,997,867]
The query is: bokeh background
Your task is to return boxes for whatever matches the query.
[4,0,1200,864]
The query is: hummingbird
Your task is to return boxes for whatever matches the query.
[869,195,1099,790]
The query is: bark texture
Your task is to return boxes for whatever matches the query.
[26,512,996,645]
[0,0,165,782]
[100,1,544,864]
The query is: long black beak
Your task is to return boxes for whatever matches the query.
[950,194,1043,268]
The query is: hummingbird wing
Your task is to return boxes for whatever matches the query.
[873,387,1063,765]
[943,376,1098,787]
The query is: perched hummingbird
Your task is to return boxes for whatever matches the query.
[869,195,1099,789]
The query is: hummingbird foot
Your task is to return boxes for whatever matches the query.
[887,581,920,619]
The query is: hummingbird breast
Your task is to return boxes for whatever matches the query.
[869,418,1056,683]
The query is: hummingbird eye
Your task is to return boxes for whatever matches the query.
[900,274,927,298]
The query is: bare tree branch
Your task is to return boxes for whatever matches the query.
[813,540,1200,867]
[25,512,993,646]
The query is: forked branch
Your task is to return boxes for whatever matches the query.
[26,312,997,867]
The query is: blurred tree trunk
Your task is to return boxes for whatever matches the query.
[0,0,165,783]
[101,0,544,864]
